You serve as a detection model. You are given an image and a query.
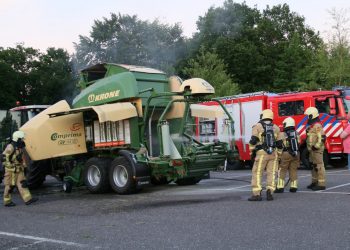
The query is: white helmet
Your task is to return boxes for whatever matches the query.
[304,107,319,119]
[12,131,25,142]
[283,117,295,128]
[261,109,274,120]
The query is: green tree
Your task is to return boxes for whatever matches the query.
[189,1,322,93]
[0,45,40,108]
[74,13,187,74]
[30,48,76,104]
[182,47,240,97]
[0,112,18,141]
[0,45,76,108]
[327,8,350,86]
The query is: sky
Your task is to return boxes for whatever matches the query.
[0,0,349,54]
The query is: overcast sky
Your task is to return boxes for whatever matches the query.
[0,0,349,54]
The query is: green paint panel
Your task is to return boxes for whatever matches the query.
[73,63,171,108]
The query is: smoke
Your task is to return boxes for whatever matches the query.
[73,14,188,75]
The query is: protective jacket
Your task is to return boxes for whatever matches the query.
[306,121,326,187]
[306,122,325,152]
[2,142,32,205]
[276,129,301,191]
[249,121,283,196]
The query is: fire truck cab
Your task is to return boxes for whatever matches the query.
[200,90,348,168]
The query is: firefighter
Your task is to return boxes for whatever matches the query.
[304,107,326,191]
[2,131,38,207]
[248,109,283,201]
[275,117,300,193]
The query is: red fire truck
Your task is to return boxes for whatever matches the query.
[198,90,349,169]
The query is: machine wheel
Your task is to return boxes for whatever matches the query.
[151,176,170,185]
[26,160,48,189]
[175,177,201,186]
[109,156,137,194]
[63,180,73,193]
[83,157,111,194]
[301,148,329,169]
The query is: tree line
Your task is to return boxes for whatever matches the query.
[1,1,350,110]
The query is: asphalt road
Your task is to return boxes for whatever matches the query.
[0,168,350,250]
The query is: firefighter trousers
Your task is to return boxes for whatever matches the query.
[3,169,32,205]
[309,150,326,187]
[277,152,300,189]
[251,151,278,196]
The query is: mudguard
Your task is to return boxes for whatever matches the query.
[118,150,151,186]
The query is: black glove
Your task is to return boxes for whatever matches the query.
[20,180,28,188]
[250,150,257,162]
[16,153,23,163]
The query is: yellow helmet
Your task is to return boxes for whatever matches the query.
[283,117,295,128]
[12,131,25,142]
[261,109,274,120]
[304,107,319,119]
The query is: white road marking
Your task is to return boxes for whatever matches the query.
[0,231,88,248]
[299,190,350,195]
[9,240,44,250]
[320,182,350,191]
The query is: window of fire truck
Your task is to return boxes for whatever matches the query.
[341,97,350,114]
[315,97,339,115]
[278,100,304,116]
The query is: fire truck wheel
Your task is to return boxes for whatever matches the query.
[83,157,111,194]
[27,160,48,189]
[301,148,329,169]
[330,158,347,168]
[175,177,200,186]
[300,148,311,169]
[226,160,243,170]
[109,156,137,194]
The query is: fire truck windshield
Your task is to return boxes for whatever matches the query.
[341,98,349,114]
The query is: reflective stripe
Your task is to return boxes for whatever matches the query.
[256,155,264,190]
[4,196,11,203]
[22,192,32,202]
[277,178,285,189]
[291,180,298,188]
[270,157,277,191]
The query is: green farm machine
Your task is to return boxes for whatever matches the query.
[21,63,235,194]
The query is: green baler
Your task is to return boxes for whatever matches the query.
[22,63,235,194]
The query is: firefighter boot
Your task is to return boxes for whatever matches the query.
[289,188,298,193]
[266,190,274,201]
[311,186,326,191]
[274,188,284,193]
[25,197,38,205]
[248,193,262,201]
[4,201,16,207]
[307,183,317,189]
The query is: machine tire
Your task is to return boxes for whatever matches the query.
[301,148,329,169]
[330,157,347,168]
[151,176,170,185]
[26,160,48,189]
[63,180,73,193]
[83,157,111,194]
[175,177,200,186]
[109,156,137,194]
